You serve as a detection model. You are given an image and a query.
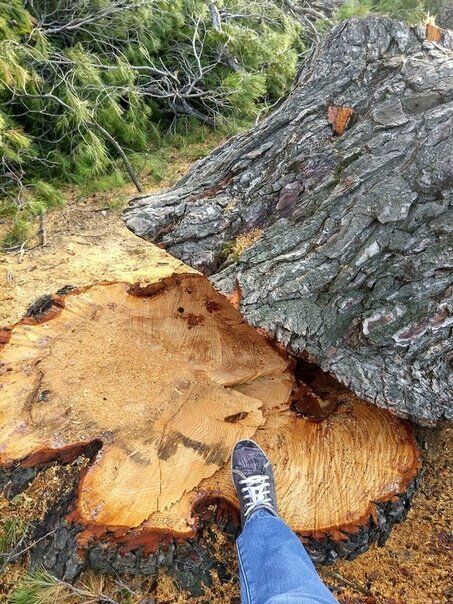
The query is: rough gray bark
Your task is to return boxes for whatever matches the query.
[125,17,453,425]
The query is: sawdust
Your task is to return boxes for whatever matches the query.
[0,194,188,327]
[0,155,451,603]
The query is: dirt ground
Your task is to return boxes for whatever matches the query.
[0,157,451,603]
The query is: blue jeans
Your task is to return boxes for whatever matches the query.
[237,510,338,604]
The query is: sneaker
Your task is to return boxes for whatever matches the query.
[231,439,278,526]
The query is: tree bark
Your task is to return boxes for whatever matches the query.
[124,17,453,425]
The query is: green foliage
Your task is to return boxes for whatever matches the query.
[0,516,27,553]
[336,0,373,19]
[222,72,267,117]
[140,151,169,182]
[374,0,427,22]
[10,570,68,604]
[10,569,137,603]
[81,168,127,195]
[1,217,32,248]
[335,0,428,22]
[0,180,64,247]
[0,0,303,233]
[0,1,32,42]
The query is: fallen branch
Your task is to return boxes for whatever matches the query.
[322,569,374,597]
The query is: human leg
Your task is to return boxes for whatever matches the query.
[232,440,338,604]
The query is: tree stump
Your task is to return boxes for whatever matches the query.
[124,16,453,425]
[0,272,419,578]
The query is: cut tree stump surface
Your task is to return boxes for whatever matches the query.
[0,272,419,567]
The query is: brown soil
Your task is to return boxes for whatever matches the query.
[0,152,451,603]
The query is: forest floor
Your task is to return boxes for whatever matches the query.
[0,138,451,603]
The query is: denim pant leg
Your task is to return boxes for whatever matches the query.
[237,510,338,604]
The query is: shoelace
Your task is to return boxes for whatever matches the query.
[239,474,272,517]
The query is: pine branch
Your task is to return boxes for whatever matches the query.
[17,92,143,192]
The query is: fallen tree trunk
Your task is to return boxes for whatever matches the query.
[0,271,419,581]
[124,17,453,425]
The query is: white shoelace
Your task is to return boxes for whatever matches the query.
[239,474,272,517]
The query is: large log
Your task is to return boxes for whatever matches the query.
[0,271,419,582]
[124,17,453,425]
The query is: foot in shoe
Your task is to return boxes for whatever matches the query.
[231,439,278,526]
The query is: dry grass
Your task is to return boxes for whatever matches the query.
[232,229,263,256]
[222,228,263,264]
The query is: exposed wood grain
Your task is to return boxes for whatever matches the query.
[0,272,419,574]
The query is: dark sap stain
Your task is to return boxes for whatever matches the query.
[20,439,102,468]
[158,431,228,466]
[23,295,64,324]
[127,273,187,298]
[90,306,101,321]
[183,313,205,329]
[128,281,166,297]
[56,285,76,296]
[25,295,53,318]
[176,308,205,328]
[129,450,152,465]
[224,411,249,423]
[0,361,11,375]
[116,435,158,466]
[205,299,222,313]
[0,327,12,350]
[142,434,159,447]
[158,434,178,460]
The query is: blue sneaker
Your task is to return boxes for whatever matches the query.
[231,440,278,526]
